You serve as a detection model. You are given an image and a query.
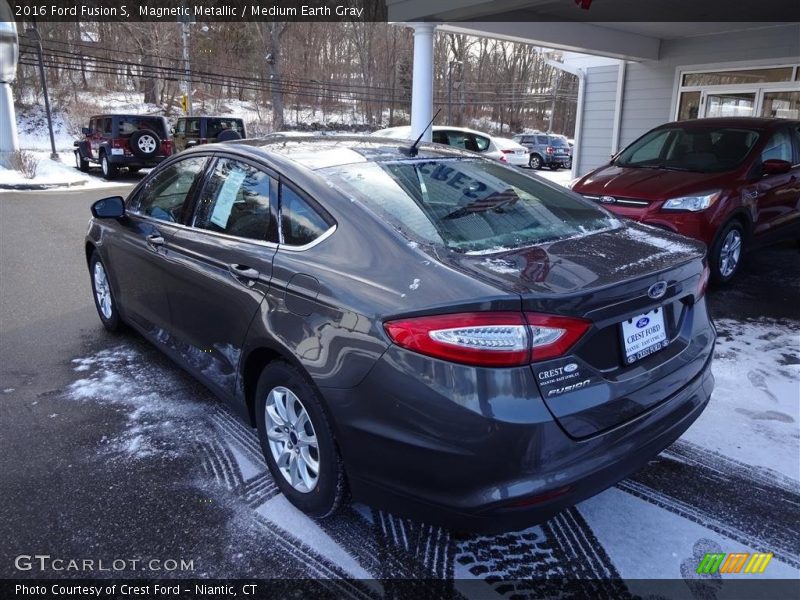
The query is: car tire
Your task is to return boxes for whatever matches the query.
[255,360,347,519]
[529,154,543,169]
[75,150,89,172]
[216,129,242,142]
[89,251,123,332]
[129,129,161,159]
[710,220,745,284]
[100,152,119,179]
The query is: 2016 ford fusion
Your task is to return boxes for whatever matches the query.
[85,136,715,533]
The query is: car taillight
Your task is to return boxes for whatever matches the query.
[162,140,173,154]
[525,312,591,361]
[111,139,124,149]
[696,263,710,300]
[384,312,590,367]
[499,154,508,163]
[546,146,554,154]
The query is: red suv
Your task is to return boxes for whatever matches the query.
[572,118,800,282]
[74,114,173,179]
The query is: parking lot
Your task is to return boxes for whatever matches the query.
[1,184,798,594]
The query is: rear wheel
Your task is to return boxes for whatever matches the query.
[100,152,119,179]
[710,221,745,284]
[89,251,123,332]
[255,361,347,518]
[529,154,543,169]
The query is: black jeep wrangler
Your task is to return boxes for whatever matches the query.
[74,115,173,179]
[173,116,246,153]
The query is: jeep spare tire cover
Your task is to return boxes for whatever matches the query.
[216,129,242,142]
[129,129,161,158]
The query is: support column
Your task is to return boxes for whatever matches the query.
[410,23,435,143]
[0,7,19,163]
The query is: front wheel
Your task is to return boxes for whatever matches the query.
[89,251,123,332]
[255,361,347,518]
[75,151,89,172]
[710,221,745,284]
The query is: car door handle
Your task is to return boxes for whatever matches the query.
[228,264,260,280]
[146,234,165,248]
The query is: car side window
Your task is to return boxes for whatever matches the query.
[432,131,449,145]
[193,159,273,242]
[536,135,548,145]
[103,118,112,135]
[176,120,186,135]
[280,184,331,247]
[132,156,208,223]
[761,129,793,164]
[794,127,800,164]
[473,135,490,152]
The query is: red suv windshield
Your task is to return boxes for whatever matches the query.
[615,126,760,173]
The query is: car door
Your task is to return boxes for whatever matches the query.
[105,155,209,336]
[163,156,278,398]
[752,127,800,236]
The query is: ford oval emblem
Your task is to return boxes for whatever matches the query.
[599,195,616,204]
[564,363,578,373]
[648,281,668,300]
[636,317,650,328]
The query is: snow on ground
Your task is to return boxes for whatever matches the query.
[59,306,800,589]
[684,318,800,480]
[0,151,130,190]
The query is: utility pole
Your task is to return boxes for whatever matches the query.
[180,10,192,115]
[28,20,58,160]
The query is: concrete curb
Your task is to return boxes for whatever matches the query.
[0,179,89,191]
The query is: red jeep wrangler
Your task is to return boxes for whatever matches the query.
[74,114,173,179]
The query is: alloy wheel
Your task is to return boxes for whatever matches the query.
[93,261,113,319]
[719,229,742,278]
[137,135,157,154]
[264,386,320,493]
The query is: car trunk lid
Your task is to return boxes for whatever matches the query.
[446,224,709,438]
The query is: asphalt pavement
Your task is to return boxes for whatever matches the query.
[1,186,798,586]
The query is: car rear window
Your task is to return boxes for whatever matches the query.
[117,117,167,138]
[320,159,618,253]
[616,126,760,172]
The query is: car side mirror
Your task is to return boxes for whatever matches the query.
[82,127,93,135]
[91,196,125,219]
[762,159,791,176]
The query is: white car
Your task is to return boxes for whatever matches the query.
[373,125,513,163]
[492,137,530,167]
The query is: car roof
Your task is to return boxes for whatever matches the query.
[186,135,482,172]
[664,117,798,130]
[91,114,166,119]
[374,125,493,137]
[175,115,245,120]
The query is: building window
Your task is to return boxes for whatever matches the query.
[682,67,794,87]
[675,64,800,121]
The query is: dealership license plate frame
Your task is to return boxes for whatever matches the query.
[620,308,668,365]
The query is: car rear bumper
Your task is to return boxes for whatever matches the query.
[321,322,714,534]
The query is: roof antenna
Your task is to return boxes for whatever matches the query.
[400,109,441,157]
